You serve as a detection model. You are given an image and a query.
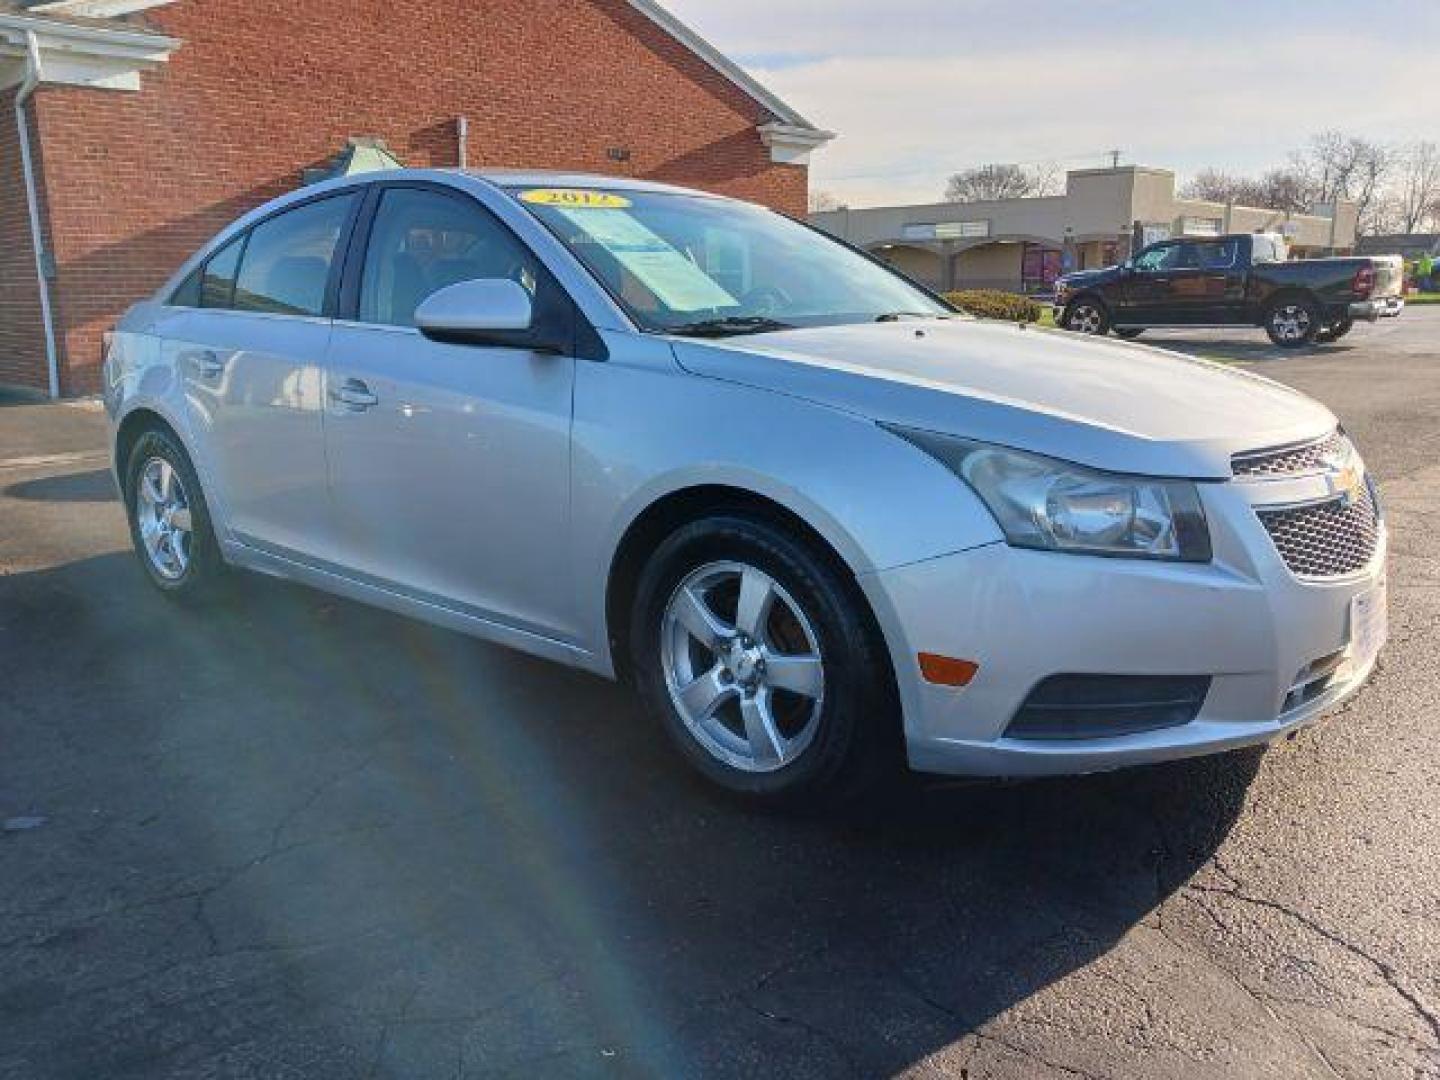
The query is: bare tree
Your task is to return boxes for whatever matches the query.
[1184,132,1401,235]
[1029,161,1063,197]
[1291,131,1392,234]
[1180,168,1248,203]
[1182,166,1312,212]
[1388,141,1440,233]
[944,163,1055,202]
[808,189,845,213]
[1247,168,1314,214]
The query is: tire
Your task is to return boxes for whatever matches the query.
[1264,297,1320,347]
[1062,296,1110,335]
[1313,317,1354,344]
[1113,327,1145,340]
[123,427,227,601]
[630,514,897,808]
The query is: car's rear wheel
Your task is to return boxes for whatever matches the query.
[630,514,896,807]
[1313,317,1354,343]
[124,428,226,600]
[1264,297,1320,347]
[1113,327,1145,339]
[1062,297,1110,335]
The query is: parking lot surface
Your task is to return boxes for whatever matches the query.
[2,312,1438,1079]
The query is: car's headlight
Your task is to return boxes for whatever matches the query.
[885,426,1212,562]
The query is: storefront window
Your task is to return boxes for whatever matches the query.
[1021,243,1062,292]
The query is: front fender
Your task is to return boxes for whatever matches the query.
[569,350,1003,671]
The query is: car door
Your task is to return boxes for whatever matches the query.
[321,183,579,640]
[1191,238,1246,322]
[1119,240,1184,322]
[168,190,360,557]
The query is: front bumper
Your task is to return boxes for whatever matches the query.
[861,476,1387,778]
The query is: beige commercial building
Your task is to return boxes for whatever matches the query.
[811,166,1359,295]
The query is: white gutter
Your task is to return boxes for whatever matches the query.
[14,29,61,399]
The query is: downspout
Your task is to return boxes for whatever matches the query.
[15,30,61,399]
[456,115,468,169]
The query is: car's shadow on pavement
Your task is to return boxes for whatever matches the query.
[0,553,1260,1078]
[3,468,117,504]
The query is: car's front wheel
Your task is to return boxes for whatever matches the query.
[630,514,896,807]
[124,428,226,600]
[1062,297,1110,335]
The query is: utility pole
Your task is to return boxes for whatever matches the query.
[1108,149,1122,169]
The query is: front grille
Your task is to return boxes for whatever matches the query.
[1005,674,1211,741]
[1232,430,1347,478]
[1256,482,1381,579]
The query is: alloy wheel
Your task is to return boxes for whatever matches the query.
[660,561,825,773]
[1270,304,1312,343]
[1068,303,1103,334]
[135,456,193,580]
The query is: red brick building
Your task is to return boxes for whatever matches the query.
[0,0,831,396]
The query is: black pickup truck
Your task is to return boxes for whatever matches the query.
[1053,233,1404,346]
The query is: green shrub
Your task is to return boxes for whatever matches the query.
[942,289,1043,324]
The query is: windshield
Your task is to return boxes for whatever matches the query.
[509,186,948,334]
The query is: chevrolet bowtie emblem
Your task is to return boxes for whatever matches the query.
[1328,461,1363,506]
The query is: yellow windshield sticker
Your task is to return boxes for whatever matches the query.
[520,188,632,209]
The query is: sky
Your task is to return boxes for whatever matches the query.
[662,0,1440,207]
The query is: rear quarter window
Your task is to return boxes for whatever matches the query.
[170,266,202,307]
[201,237,244,308]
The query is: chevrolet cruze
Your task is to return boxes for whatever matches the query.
[105,170,1388,805]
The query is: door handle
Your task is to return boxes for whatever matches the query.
[329,378,379,411]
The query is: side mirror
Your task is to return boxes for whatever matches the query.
[415,279,535,346]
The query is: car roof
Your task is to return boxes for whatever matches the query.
[458,168,729,200]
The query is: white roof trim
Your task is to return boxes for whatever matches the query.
[0,11,179,91]
[26,0,176,17]
[625,0,825,133]
[757,121,834,165]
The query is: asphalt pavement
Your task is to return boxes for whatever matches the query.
[1,311,1437,1079]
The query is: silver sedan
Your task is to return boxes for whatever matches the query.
[105,170,1387,806]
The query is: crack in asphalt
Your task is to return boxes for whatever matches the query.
[1183,872,1440,1049]
[967,1030,1107,1080]
[1153,912,1346,1079]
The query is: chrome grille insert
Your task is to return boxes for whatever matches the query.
[1281,649,1347,714]
[1256,482,1381,579]
[1232,430,1347,478]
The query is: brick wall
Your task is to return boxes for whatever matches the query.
[24,0,809,395]
[0,89,51,392]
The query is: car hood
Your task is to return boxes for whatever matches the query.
[670,319,1335,479]
[1056,266,1120,288]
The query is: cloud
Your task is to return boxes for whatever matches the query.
[662,0,1439,206]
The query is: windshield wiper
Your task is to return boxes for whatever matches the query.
[666,316,795,338]
[875,311,948,322]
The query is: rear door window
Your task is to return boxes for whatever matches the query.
[232,194,356,317]
[1195,240,1239,270]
